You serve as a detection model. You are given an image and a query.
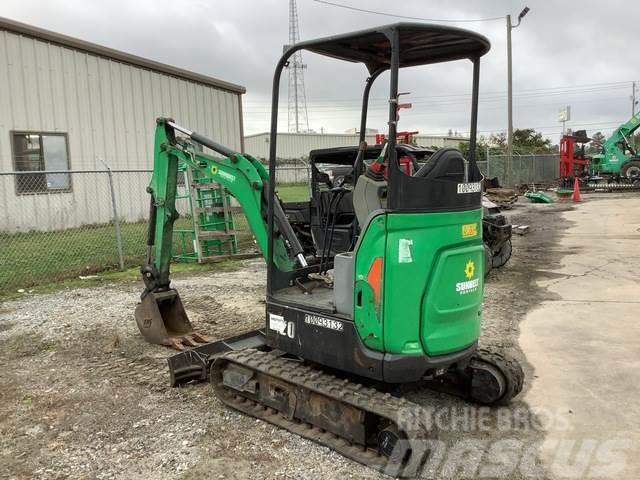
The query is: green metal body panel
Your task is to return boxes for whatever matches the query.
[353,214,387,351]
[353,209,484,356]
[590,113,640,175]
[148,121,292,286]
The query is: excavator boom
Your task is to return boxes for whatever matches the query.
[135,118,304,349]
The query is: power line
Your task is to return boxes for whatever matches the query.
[424,121,626,136]
[243,86,631,114]
[244,80,637,106]
[312,0,504,23]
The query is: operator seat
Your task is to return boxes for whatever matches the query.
[414,147,466,182]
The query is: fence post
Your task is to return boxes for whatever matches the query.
[102,161,125,270]
[298,158,312,196]
[486,146,491,178]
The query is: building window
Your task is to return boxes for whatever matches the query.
[12,132,71,194]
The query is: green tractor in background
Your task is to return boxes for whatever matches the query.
[589,112,640,184]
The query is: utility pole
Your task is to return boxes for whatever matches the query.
[506,7,530,185]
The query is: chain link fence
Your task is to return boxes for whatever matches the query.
[272,155,562,188]
[0,154,559,292]
[0,169,260,292]
[482,154,559,186]
[275,161,311,185]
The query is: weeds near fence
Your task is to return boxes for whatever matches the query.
[0,183,310,292]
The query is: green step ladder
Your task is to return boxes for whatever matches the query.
[173,162,237,262]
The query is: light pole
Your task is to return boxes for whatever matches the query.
[506,6,529,184]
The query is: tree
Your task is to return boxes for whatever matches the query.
[489,132,507,150]
[458,128,553,161]
[511,128,553,153]
[458,135,502,162]
[589,131,606,154]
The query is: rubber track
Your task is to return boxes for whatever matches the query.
[472,347,524,405]
[212,349,432,477]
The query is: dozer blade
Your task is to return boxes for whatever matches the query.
[134,289,210,350]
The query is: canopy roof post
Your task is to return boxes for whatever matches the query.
[468,57,481,166]
[386,28,400,172]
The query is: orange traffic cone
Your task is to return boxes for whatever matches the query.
[572,176,581,202]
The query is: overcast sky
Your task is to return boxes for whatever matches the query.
[2,0,639,140]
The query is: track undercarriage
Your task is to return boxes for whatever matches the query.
[168,332,524,476]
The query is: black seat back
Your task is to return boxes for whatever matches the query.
[414,148,466,182]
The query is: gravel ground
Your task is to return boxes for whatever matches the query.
[0,200,575,479]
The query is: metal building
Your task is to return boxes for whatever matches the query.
[244,132,468,161]
[0,17,245,232]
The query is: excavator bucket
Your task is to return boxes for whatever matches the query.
[134,289,209,350]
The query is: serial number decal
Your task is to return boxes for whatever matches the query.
[304,314,344,332]
[269,313,295,338]
[457,182,482,194]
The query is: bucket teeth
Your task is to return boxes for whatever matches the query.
[165,332,210,351]
[165,338,187,351]
[192,332,211,343]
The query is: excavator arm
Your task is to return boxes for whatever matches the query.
[603,112,640,155]
[135,118,305,349]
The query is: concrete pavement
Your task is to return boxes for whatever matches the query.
[520,195,640,479]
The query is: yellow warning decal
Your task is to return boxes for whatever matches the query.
[462,223,478,238]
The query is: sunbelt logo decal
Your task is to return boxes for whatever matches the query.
[464,260,475,279]
[456,260,480,294]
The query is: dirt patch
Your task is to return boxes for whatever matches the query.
[0,200,577,479]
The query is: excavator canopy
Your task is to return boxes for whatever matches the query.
[289,22,490,73]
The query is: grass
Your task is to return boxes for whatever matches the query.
[0,259,245,302]
[0,216,250,295]
[277,183,310,202]
[1,222,148,290]
[0,183,308,296]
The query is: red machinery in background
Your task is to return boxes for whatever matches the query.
[559,130,591,180]
[375,130,420,175]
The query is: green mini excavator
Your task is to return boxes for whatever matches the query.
[134,23,524,476]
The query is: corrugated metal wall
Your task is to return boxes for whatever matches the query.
[0,29,243,232]
[244,132,468,160]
